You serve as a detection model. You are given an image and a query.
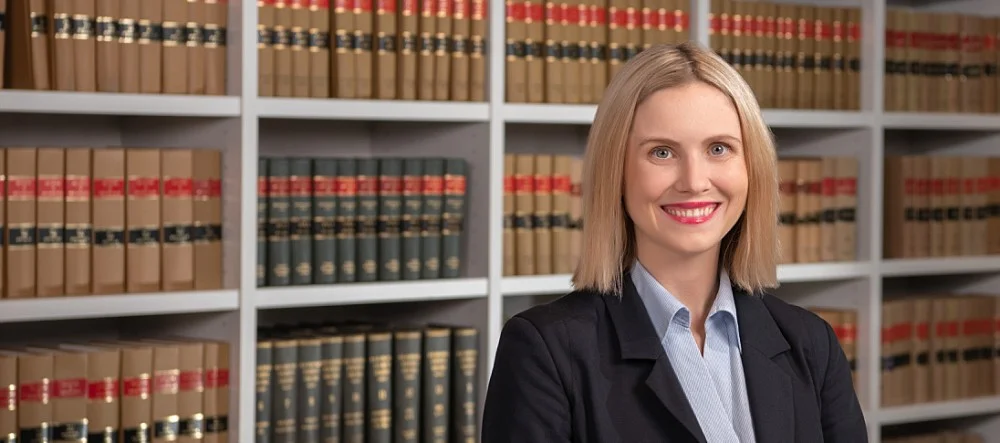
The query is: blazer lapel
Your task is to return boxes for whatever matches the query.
[604,274,708,443]
[734,291,795,443]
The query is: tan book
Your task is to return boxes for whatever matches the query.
[58,343,122,443]
[730,0,745,83]
[777,159,796,263]
[6,147,37,299]
[468,0,486,100]
[606,0,625,83]
[944,297,962,400]
[960,157,977,256]
[204,0,227,94]
[74,0,99,91]
[139,0,164,93]
[943,13,961,113]
[273,0,293,96]
[258,0,276,96]
[51,0,77,91]
[563,2,581,103]
[983,18,998,114]
[36,147,65,298]
[912,156,930,258]
[974,157,990,256]
[126,148,162,293]
[929,158,946,257]
[202,341,230,443]
[533,155,553,274]
[193,150,222,290]
[819,157,837,262]
[374,0,397,98]
[418,0,436,99]
[794,4,813,109]
[503,155,516,276]
[96,0,121,91]
[569,157,582,270]
[398,0,419,99]
[16,351,54,441]
[831,6,847,110]
[308,0,331,98]
[450,0,470,101]
[883,156,907,259]
[92,148,126,295]
[524,0,543,102]
[576,0,591,104]
[48,348,89,437]
[332,0,356,97]
[514,155,535,275]
[944,157,962,257]
[551,156,572,274]
[776,3,795,108]
[186,0,207,94]
[162,149,195,292]
[291,0,311,96]
[150,343,181,443]
[0,352,17,442]
[506,0,525,102]
[544,0,563,103]
[0,152,6,298]
[812,6,832,110]
[835,157,857,261]
[911,297,931,404]
[119,0,141,93]
[353,0,373,98]
[624,0,638,67]
[589,0,605,103]
[119,343,154,443]
[673,0,687,42]
[176,341,205,443]
[7,0,51,89]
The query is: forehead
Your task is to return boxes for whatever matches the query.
[630,82,743,143]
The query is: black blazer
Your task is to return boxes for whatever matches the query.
[482,273,868,443]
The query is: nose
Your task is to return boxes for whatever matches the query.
[674,155,712,194]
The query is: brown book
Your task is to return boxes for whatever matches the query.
[354,0,373,98]
[374,0,397,98]
[187,0,207,94]
[204,0,227,94]
[65,151,92,297]
[6,0,51,89]
[119,0,141,93]
[162,149,195,291]
[606,0,625,83]
[524,0,542,102]
[450,0,470,101]
[794,4,813,109]
[139,0,164,93]
[193,150,222,290]
[273,0,293,96]
[6,148,37,299]
[563,1,581,103]
[819,157,837,262]
[551,156,572,274]
[576,0,592,104]
[912,156,930,258]
[332,0,356,97]
[176,341,205,443]
[291,0,311,96]
[308,0,331,98]
[834,157,857,262]
[150,343,181,443]
[929,158,946,257]
[533,154,552,275]
[812,6,832,110]
[259,0,277,96]
[398,0,419,99]
[543,0,563,103]
[74,0,99,91]
[16,351,54,442]
[569,157,582,269]
[60,343,122,443]
[96,0,121,91]
[48,348,89,437]
[203,341,230,443]
[503,154,515,276]
[0,152,6,298]
[36,147,65,298]
[589,0,605,103]
[126,148,162,293]
[944,157,962,257]
[514,155,535,275]
[883,156,907,259]
[92,148,126,295]
[775,3,795,108]
[418,0,437,99]
[777,159,796,263]
[162,0,189,94]
[468,0,485,100]
[505,0,526,102]
[118,343,154,443]
[51,0,77,91]
[0,352,17,442]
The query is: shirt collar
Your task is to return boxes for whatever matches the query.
[629,260,742,352]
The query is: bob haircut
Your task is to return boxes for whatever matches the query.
[571,41,781,297]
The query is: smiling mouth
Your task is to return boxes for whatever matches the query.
[661,203,720,224]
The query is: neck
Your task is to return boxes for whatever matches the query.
[636,245,722,325]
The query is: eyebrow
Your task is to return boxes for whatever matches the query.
[635,134,743,146]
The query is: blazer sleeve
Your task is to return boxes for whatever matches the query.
[482,315,572,443]
[817,317,870,442]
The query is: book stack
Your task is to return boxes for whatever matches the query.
[778,156,859,265]
[808,306,858,387]
[256,0,488,101]
[885,8,1000,114]
[0,147,224,299]
[255,322,479,443]
[880,293,1000,408]
[503,0,692,104]
[0,337,230,443]
[1,0,228,94]
[883,155,1000,259]
[258,155,468,287]
[708,0,863,110]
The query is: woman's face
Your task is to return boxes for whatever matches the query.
[623,81,749,263]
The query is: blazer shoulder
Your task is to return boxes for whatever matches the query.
[758,292,841,356]
[509,288,608,335]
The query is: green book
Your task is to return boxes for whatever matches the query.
[312,159,338,284]
[421,158,445,279]
[297,337,322,443]
[267,158,291,287]
[356,159,379,282]
[366,332,393,443]
[289,158,313,285]
[401,159,423,280]
[393,330,422,443]
[450,327,479,443]
[258,158,268,287]
[341,333,367,443]
[421,327,451,443]
[441,159,466,278]
[256,341,274,443]
[378,158,403,281]
[336,159,357,283]
[320,335,344,443]
[272,339,298,443]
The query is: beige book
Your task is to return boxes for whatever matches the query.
[119,0,141,93]
[204,0,227,94]
[193,150,223,290]
[524,0,543,102]
[126,148,162,293]
[36,147,65,298]
[0,352,17,442]
[834,155,857,262]
[332,0,356,97]
[273,0,294,96]
[777,159,797,263]
[6,147,37,299]
[551,156,572,273]
[202,341,230,443]
[398,0,419,99]
[418,0,436,99]
[96,0,121,92]
[450,0,470,101]
[74,0,99,91]
[291,0,311,96]
[468,0,486,100]
[162,149,195,291]
[533,155,553,274]
[58,343,122,443]
[16,351,54,441]
[139,0,164,93]
[186,0,207,94]
[258,0,276,96]
[92,148,126,295]
[589,0,605,103]
[514,155,535,275]
[308,0,331,97]
[819,157,837,262]
[503,155,516,276]
[563,1,581,103]
[374,0,397,98]
[353,0,373,98]
[569,157,583,271]
[7,0,51,89]
[50,0,77,90]
[432,0,452,100]
[544,0,564,103]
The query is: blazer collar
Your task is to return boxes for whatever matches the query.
[603,271,794,443]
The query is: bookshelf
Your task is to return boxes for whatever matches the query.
[1,0,1000,441]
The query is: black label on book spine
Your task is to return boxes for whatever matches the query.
[128,227,161,245]
[87,426,118,443]
[53,421,89,440]
[8,226,35,247]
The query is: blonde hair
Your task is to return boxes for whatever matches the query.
[571,41,781,297]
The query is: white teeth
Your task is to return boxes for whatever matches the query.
[664,205,716,218]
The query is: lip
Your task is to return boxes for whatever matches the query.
[661,202,721,225]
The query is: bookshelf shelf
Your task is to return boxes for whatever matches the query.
[882,112,1000,131]
[761,109,874,129]
[881,257,1000,277]
[0,290,240,323]
[877,397,1000,426]
[501,274,575,296]
[0,91,241,117]
[255,98,491,122]
[501,103,598,125]
[777,261,874,282]
[254,278,490,309]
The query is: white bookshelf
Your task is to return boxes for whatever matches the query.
[1,0,1000,441]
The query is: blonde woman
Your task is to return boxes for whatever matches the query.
[483,42,867,443]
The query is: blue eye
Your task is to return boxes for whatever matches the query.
[710,144,730,155]
[651,148,671,159]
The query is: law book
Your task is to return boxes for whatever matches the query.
[356,159,379,282]
[354,0,374,98]
[398,0,419,99]
[532,155,552,275]
[568,156,582,269]
[336,158,358,282]
[119,0,141,93]
[393,329,421,443]
[502,155,515,276]
[312,158,338,284]
[259,0,277,96]
[308,0,331,98]
[589,0,606,103]
[505,0,527,102]
[421,327,450,443]
[186,0,207,94]
[332,0,356,97]
[523,0,542,102]
[341,332,366,443]
[203,341,231,443]
[193,149,223,290]
[51,0,77,91]
[402,159,424,280]
[92,148,126,294]
[544,0,564,103]
[441,158,466,278]
[204,0,228,94]
[0,151,6,298]
[74,0,98,92]
[418,159,442,279]
[296,336,322,443]
[468,0,486,101]
[126,148,161,293]
[0,0,6,90]
[777,159,797,263]
[6,148,37,299]
[0,352,15,442]
[58,343,121,443]
[366,332,392,443]
[450,0,470,101]
[550,156,571,274]
[319,334,343,443]
[271,338,298,443]
[258,158,269,287]
[173,340,206,443]
[35,147,65,298]
[290,158,314,285]
[118,343,154,443]
[291,0,311,97]
[374,0,397,98]
[417,0,436,99]
[139,0,164,93]
[6,0,51,90]
[162,149,195,291]
[256,340,274,443]
[274,0,295,96]
[17,350,54,442]
[450,327,478,443]
[513,155,534,275]
[378,158,403,281]
[267,158,292,286]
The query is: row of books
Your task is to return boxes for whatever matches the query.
[883,155,1000,260]
[883,430,984,443]
[810,306,858,388]
[2,0,228,94]
[0,147,223,300]
[257,0,487,101]
[504,0,692,104]
[709,1,863,111]
[257,156,467,287]
[881,293,1000,408]
[502,154,583,277]
[778,157,859,265]
[885,9,1000,114]
[256,322,479,443]
[0,337,230,443]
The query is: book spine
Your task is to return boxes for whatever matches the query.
[401,159,423,280]
[532,155,552,274]
[259,0,276,96]
[92,148,126,294]
[193,149,223,290]
[422,328,450,443]
[421,159,444,279]
[354,0,373,97]
[551,155,571,274]
[378,158,403,281]
[272,340,298,443]
[273,0,293,96]
[204,342,231,443]
[451,327,478,442]
[398,0,419,100]
[502,155,515,276]
[393,331,421,443]
[6,147,37,299]
[125,148,162,293]
[319,335,343,443]
[120,346,153,443]
[65,149,92,295]
[289,158,314,285]
[341,333,366,443]
[312,158,338,284]
[513,154,534,275]
[308,0,331,98]
[297,338,322,443]
[366,332,392,443]
[151,344,181,443]
[36,147,65,297]
[332,0,356,98]
[161,149,195,291]
[356,159,379,281]
[336,158,357,282]
[418,0,437,99]
[291,0,311,97]
[138,0,164,93]
[374,0,397,98]
[258,158,269,286]
[119,0,140,92]
[441,159,466,278]
[177,343,205,443]
[451,0,470,101]
[186,0,206,94]
[267,158,291,286]
[255,341,273,443]
[162,0,189,94]
[203,0,227,95]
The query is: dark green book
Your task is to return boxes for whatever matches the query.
[272,339,298,443]
[421,159,445,279]
[290,158,313,285]
[341,332,366,443]
[401,159,423,280]
[393,329,422,443]
[356,159,379,282]
[297,337,322,443]
[366,332,393,443]
[256,340,274,443]
[450,327,479,443]
[320,334,344,443]
[336,159,357,283]
[378,158,402,281]
[267,158,291,286]
[422,327,451,443]
[312,159,338,284]
[441,159,466,278]
[257,158,268,287]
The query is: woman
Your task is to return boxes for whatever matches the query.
[482,42,868,443]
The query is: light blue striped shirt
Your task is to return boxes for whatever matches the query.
[630,261,757,443]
